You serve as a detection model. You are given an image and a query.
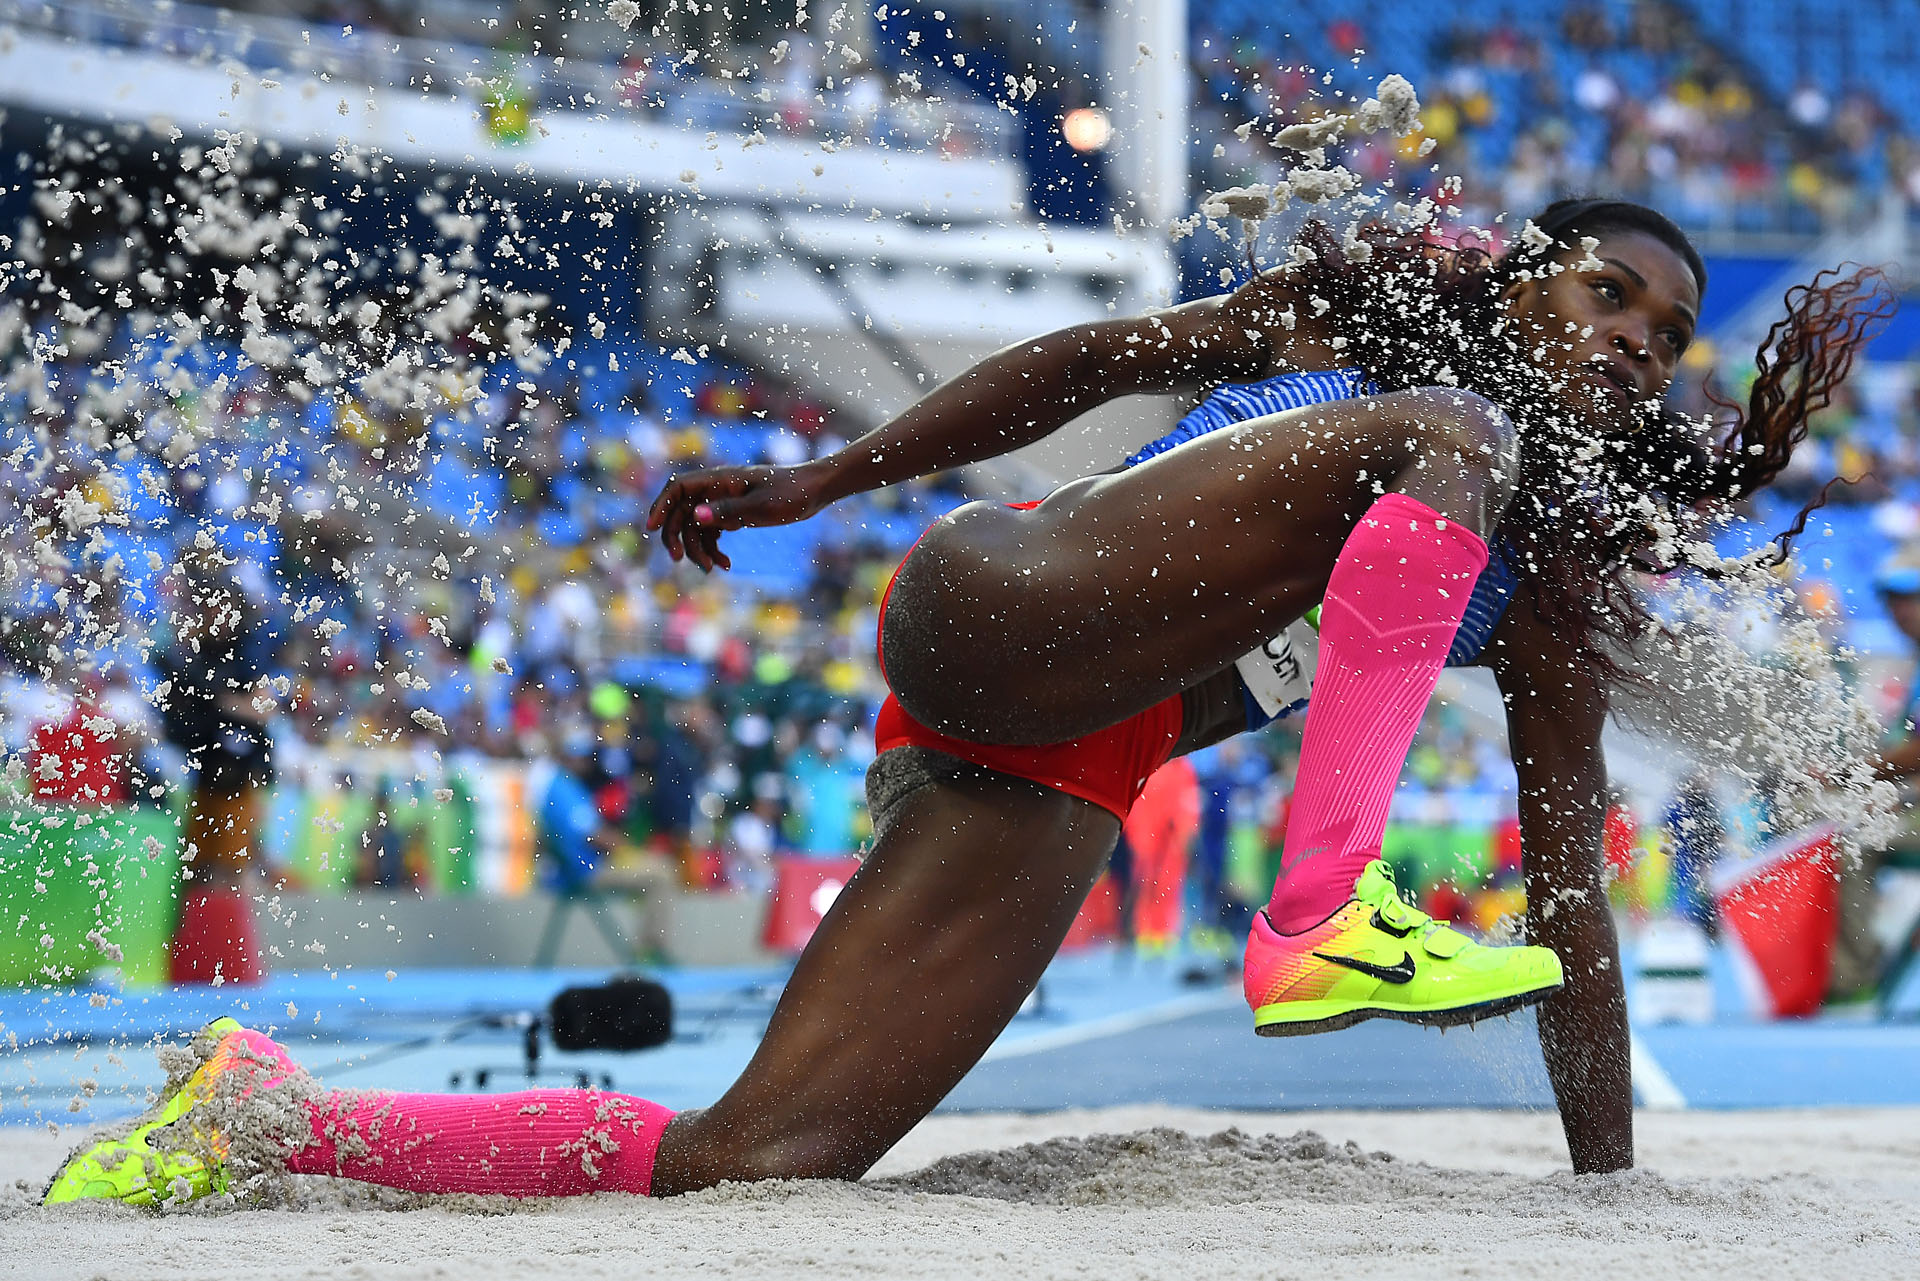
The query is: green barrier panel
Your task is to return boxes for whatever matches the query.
[89,808,183,988]
[1225,820,1266,904]
[1631,834,1674,916]
[424,779,476,892]
[0,806,182,988]
[1437,824,1496,885]
[1415,825,1458,884]
[259,780,477,895]
[1378,823,1423,887]
[280,788,367,893]
[0,811,97,986]
[1223,822,1506,907]
[1377,823,1498,894]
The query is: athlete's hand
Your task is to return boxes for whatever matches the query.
[646,462,832,572]
[1220,266,1305,338]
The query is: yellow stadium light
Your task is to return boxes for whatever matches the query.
[1062,107,1113,153]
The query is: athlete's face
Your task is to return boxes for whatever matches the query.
[1499,229,1701,428]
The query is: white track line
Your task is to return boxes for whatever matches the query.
[980,988,1243,1063]
[1629,1029,1688,1111]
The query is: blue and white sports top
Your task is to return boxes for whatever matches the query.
[1123,369,1519,724]
[1124,367,1378,469]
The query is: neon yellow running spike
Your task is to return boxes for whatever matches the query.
[1244,860,1564,1036]
[42,1017,251,1207]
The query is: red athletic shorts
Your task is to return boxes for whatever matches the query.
[871,503,1183,822]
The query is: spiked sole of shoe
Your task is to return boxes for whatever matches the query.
[1254,982,1562,1038]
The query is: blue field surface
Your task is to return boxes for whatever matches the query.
[2,951,1915,1129]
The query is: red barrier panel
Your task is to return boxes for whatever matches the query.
[761,855,864,952]
[1712,825,1838,1019]
[29,698,126,805]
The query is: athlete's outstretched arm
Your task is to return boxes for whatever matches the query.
[648,273,1329,568]
[1490,604,1632,1174]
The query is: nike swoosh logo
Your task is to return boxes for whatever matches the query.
[1313,951,1416,984]
[1280,842,1331,876]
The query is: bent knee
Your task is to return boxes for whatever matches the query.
[1398,387,1519,504]
[1404,386,1516,463]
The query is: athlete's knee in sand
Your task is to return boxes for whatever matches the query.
[655,1109,884,1188]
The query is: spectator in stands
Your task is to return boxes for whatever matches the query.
[1789,79,1832,131]
[1562,3,1614,52]
[1186,0,1898,257]
[642,698,707,874]
[533,725,620,895]
[1121,756,1202,955]
[530,722,677,960]
[1664,771,1724,937]
[26,670,130,808]
[154,553,280,983]
[355,777,409,889]
[1601,786,1642,915]
[723,785,785,896]
[785,721,863,857]
[1189,737,1267,948]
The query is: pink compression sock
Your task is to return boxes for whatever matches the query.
[217,1028,676,1197]
[1265,492,1488,933]
[285,1088,677,1197]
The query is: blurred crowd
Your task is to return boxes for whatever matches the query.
[1192,0,1909,241]
[30,0,1920,238]
[0,306,971,885]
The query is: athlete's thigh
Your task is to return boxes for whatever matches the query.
[889,389,1473,742]
[652,767,1118,1189]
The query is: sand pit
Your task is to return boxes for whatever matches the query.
[5,1105,1917,1279]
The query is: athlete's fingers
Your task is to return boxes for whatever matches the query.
[698,501,742,529]
[680,503,708,570]
[688,502,726,570]
[656,469,773,564]
[661,496,713,563]
[646,478,681,532]
[661,499,692,562]
[690,525,725,573]
[658,475,715,559]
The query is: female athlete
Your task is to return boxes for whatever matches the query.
[47,198,1885,1207]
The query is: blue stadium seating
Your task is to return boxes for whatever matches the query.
[1680,0,1920,124]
